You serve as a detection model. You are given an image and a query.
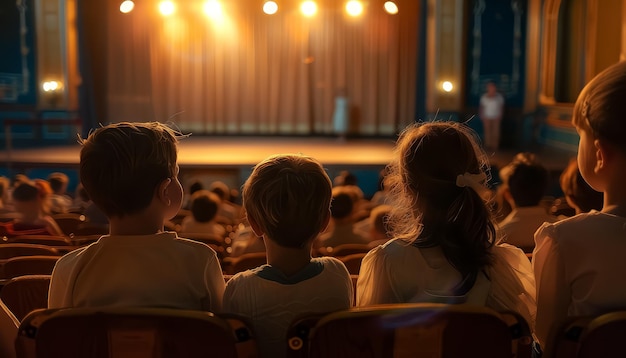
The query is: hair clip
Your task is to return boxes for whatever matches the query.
[581,100,590,118]
[456,172,488,196]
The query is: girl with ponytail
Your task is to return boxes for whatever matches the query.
[356,121,535,326]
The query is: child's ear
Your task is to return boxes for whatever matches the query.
[247,215,264,237]
[594,139,610,174]
[157,178,173,206]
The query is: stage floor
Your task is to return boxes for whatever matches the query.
[0,136,576,198]
[1,136,574,171]
[2,136,397,169]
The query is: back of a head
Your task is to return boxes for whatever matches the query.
[560,159,603,213]
[79,122,179,218]
[188,180,204,196]
[370,204,392,237]
[330,188,354,219]
[47,172,69,194]
[12,181,40,203]
[386,121,495,275]
[209,181,230,201]
[503,153,548,207]
[334,170,358,186]
[12,174,29,188]
[243,154,332,248]
[190,190,220,223]
[573,61,626,154]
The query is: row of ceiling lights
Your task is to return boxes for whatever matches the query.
[119,1,399,17]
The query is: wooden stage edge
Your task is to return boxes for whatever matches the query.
[0,136,573,172]
[1,137,396,170]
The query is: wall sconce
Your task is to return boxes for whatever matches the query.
[42,80,63,107]
[441,81,454,93]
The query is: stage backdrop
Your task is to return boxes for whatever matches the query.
[84,0,419,136]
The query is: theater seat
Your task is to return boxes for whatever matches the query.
[9,235,73,247]
[50,213,86,236]
[286,303,532,358]
[0,244,60,260]
[544,311,626,358]
[16,307,258,358]
[2,256,58,279]
[338,253,366,275]
[0,275,50,321]
[223,252,267,275]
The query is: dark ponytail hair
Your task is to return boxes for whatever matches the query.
[386,122,495,278]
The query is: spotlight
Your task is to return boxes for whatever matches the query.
[346,1,363,17]
[159,1,175,16]
[119,0,134,13]
[384,1,398,14]
[203,0,222,18]
[263,1,278,15]
[442,81,454,92]
[300,1,317,17]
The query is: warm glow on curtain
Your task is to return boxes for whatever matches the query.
[105,0,419,135]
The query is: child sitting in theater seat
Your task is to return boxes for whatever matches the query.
[209,180,243,224]
[47,172,73,214]
[2,180,64,236]
[223,154,353,358]
[558,158,603,215]
[366,204,393,247]
[180,189,226,237]
[533,61,626,349]
[48,122,224,311]
[496,153,557,253]
[319,187,370,249]
[357,121,535,328]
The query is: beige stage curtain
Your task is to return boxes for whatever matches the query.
[105,0,419,136]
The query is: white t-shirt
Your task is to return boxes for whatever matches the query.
[498,206,558,251]
[480,93,504,119]
[223,257,353,358]
[48,232,225,312]
[533,211,626,345]
[358,239,535,326]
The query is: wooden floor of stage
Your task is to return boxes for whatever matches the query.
[1,135,574,171]
[2,136,395,169]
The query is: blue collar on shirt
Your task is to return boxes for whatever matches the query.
[255,260,324,285]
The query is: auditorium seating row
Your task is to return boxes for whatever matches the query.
[11,302,626,357]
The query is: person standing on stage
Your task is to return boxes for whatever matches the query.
[479,81,505,152]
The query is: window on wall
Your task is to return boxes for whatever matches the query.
[554,0,585,103]
[551,0,622,104]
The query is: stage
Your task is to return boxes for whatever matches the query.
[2,136,397,168]
[0,136,574,198]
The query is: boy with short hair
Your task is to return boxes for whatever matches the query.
[497,152,556,252]
[320,187,370,248]
[47,172,72,214]
[180,189,226,237]
[48,122,224,311]
[223,154,353,358]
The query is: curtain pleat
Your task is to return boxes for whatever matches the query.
[104,0,419,136]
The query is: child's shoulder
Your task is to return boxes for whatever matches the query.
[549,210,613,229]
[313,256,352,273]
[537,210,625,243]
